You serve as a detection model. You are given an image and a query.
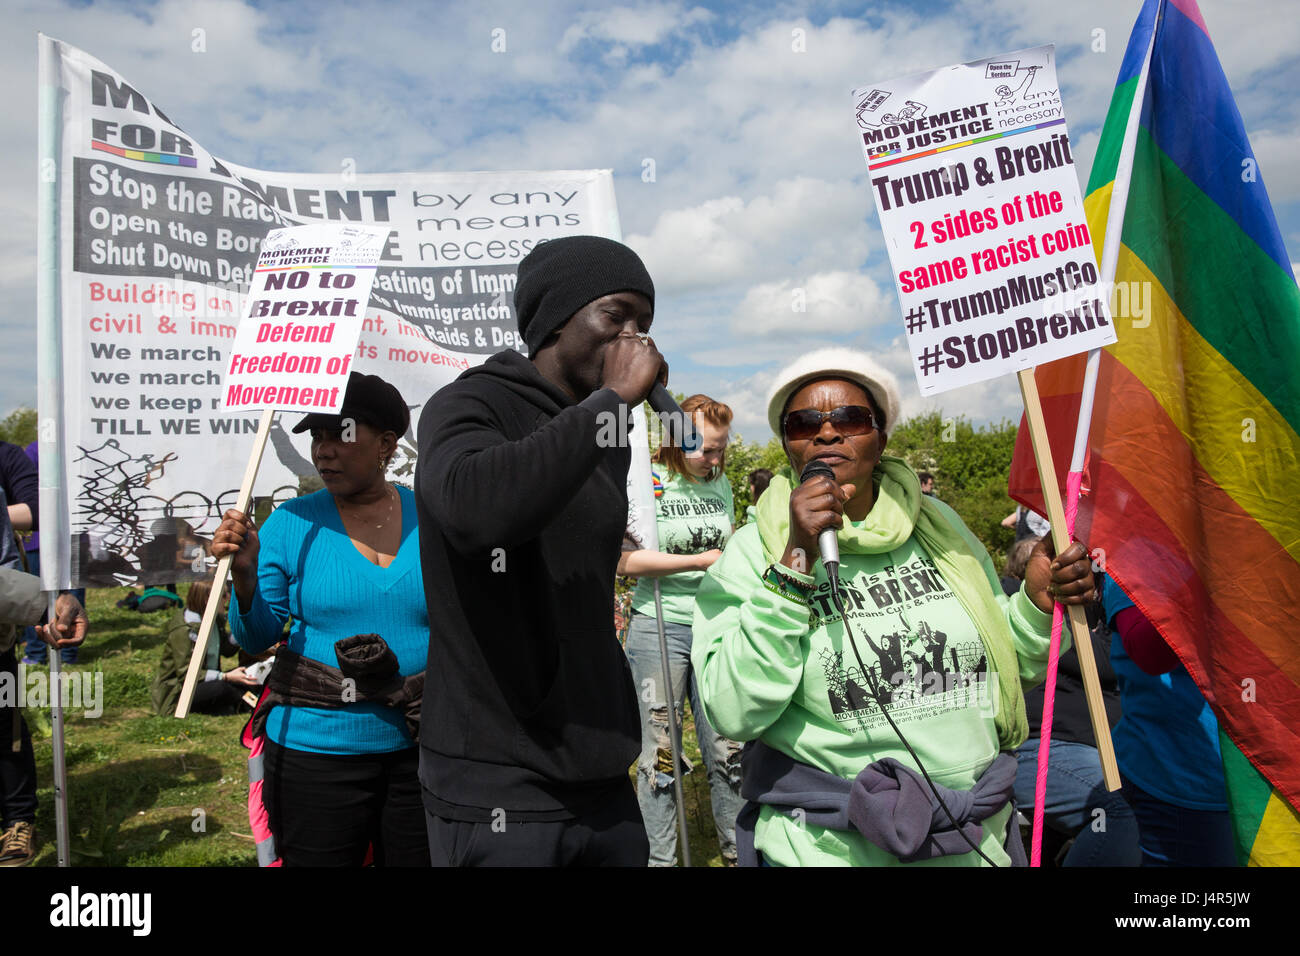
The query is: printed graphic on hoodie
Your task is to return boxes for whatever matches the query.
[809,554,991,732]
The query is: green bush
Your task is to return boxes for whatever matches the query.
[0,406,37,446]
[885,411,1020,569]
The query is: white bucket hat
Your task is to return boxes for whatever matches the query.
[766,348,902,439]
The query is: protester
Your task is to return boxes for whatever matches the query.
[0,441,78,668]
[151,581,255,716]
[116,584,182,613]
[213,371,430,867]
[1002,504,1049,542]
[1009,543,1139,866]
[1102,574,1236,866]
[0,441,37,537]
[619,394,743,866]
[416,235,663,866]
[692,348,1096,866]
[918,471,935,496]
[744,468,773,524]
[1000,536,1038,597]
[0,566,88,866]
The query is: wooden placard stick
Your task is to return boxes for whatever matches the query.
[1016,368,1120,791]
[174,407,276,718]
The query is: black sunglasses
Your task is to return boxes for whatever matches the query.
[782,405,877,441]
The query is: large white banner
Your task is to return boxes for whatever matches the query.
[852,45,1116,396]
[39,36,621,587]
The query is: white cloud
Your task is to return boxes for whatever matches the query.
[559,3,713,52]
[628,177,874,292]
[1249,130,1300,203]
[730,270,892,336]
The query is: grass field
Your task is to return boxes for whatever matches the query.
[21,585,726,867]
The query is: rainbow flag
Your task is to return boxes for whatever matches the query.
[1008,0,1300,864]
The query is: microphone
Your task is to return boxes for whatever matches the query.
[800,460,841,582]
[647,383,701,453]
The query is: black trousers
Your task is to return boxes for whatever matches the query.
[262,740,429,867]
[425,778,649,867]
[190,680,247,715]
[0,648,37,827]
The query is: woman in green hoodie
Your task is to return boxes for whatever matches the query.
[692,349,1096,866]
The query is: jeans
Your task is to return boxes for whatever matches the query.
[1122,777,1237,867]
[21,551,81,665]
[1014,738,1142,867]
[624,612,744,866]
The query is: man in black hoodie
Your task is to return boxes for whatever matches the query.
[416,236,665,866]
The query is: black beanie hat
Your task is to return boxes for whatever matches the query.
[292,371,410,436]
[513,236,655,354]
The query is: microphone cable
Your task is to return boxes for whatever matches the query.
[824,565,1000,867]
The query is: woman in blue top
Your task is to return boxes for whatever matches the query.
[213,372,429,866]
[1101,575,1235,867]
[618,394,743,866]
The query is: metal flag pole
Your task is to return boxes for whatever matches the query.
[37,34,72,867]
[45,596,70,866]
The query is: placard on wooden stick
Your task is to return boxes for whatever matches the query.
[852,45,1119,788]
[175,223,389,718]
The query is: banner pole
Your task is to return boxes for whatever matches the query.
[42,594,70,866]
[175,407,276,718]
[37,34,72,867]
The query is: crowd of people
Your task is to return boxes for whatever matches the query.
[3,235,1241,868]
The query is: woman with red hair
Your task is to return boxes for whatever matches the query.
[619,394,743,866]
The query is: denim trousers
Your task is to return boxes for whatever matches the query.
[624,612,744,866]
[1014,738,1142,867]
[1121,776,1238,867]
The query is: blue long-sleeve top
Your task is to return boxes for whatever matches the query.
[231,486,428,754]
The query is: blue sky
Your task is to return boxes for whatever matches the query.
[3,0,1297,440]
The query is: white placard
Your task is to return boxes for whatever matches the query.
[221,223,389,413]
[852,45,1117,395]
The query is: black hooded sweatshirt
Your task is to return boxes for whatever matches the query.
[414,348,641,820]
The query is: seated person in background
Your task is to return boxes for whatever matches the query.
[1102,574,1236,867]
[1000,536,1038,597]
[151,581,256,716]
[117,584,182,614]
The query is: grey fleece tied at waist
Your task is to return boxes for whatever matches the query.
[735,740,1025,866]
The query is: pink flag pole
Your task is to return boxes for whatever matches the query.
[1028,12,1156,866]
[1030,470,1083,866]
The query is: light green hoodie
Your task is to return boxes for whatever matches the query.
[691,458,1065,866]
